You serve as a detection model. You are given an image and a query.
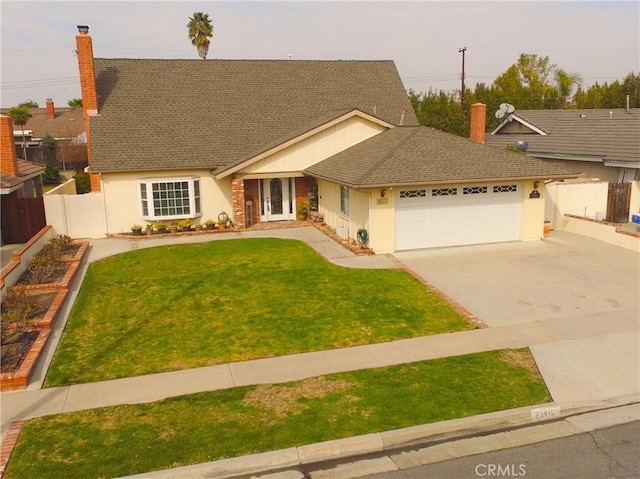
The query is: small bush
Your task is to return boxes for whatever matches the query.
[42,163,61,185]
[74,173,90,194]
[26,253,58,284]
[1,287,36,343]
[49,234,74,253]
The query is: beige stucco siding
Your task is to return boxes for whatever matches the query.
[319,179,546,253]
[99,170,232,233]
[520,179,546,240]
[241,117,387,175]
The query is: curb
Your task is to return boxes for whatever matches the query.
[117,394,639,478]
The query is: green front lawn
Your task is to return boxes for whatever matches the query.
[7,349,550,479]
[45,238,475,386]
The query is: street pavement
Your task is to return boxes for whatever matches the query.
[1,226,638,479]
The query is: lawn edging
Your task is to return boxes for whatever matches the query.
[111,394,639,479]
[0,241,88,391]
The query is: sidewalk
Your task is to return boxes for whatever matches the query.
[1,226,638,478]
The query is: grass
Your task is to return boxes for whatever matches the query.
[45,238,475,386]
[5,349,551,479]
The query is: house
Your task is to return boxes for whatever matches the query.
[0,115,46,244]
[71,26,575,252]
[0,100,86,170]
[485,108,640,183]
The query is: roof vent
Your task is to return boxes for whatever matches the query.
[579,114,586,119]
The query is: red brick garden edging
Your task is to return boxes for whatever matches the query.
[0,241,88,391]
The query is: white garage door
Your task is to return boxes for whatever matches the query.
[395,184,522,250]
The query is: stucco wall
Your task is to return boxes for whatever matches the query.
[368,187,395,254]
[545,181,609,230]
[520,179,546,241]
[98,170,232,234]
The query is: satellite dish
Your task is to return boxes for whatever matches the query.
[495,103,516,119]
[515,140,528,152]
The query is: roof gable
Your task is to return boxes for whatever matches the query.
[487,108,640,165]
[90,59,418,172]
[305,126,578,188]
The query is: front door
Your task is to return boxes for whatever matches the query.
[260,178,293,222]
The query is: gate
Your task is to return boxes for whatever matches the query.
[1,194,46,244]
[606,183,632,223]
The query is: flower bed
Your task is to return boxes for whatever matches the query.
[0,236,88,391]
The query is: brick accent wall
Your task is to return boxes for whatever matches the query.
[0,115,18,177]
[231,178,246,229]
[76,29,100,192]
[295,177,314,214]
[470,103,487,144]
[244,179,260,226]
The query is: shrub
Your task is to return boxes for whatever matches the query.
[26,252,58,284]
[74,173,90,194]
[42,163,61,185]
[49,234,74,253]
[1,287,36,343]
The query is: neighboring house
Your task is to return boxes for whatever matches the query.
[1,100,85,148]
[0,115,46,244]
[1,100,86,170]
[72,26,575,252]
[485,108,640,183]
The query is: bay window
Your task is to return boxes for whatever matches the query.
[139,177,201,220]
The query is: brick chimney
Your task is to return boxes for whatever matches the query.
[75,25,100,191]
[1,115,19,177]
[46,98,56,119]
[470,103,487,144]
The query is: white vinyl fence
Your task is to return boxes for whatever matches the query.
[44,184,106,239]
[545,180,640,231]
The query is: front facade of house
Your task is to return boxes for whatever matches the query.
[68,27,575,252]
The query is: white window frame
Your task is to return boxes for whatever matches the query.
[139,177,202,220]
[340,185,350,217]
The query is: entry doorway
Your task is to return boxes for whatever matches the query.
[260,178,295,222]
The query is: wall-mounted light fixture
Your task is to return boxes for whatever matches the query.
[380,188,387,198]
[533,181,540,189]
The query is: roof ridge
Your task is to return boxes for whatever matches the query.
[358,126,420,184]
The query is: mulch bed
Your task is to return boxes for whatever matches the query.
[1,330,39,372]
[1,291,58,373]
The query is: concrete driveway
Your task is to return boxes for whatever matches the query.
[394,231,639,328]
[394,231,640,402]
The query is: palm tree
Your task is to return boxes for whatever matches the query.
[555,69,583,107]
[7,105,32,159]
[187,12,214,60]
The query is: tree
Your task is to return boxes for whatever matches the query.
[7,105,32,158]
[67,98,83,109]
[554,69,583,107]
[493,54,557,109]
[40,132,57,149]
[18,99,38,108]
[187,12,214,60]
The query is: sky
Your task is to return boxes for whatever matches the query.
[1,0,638,109]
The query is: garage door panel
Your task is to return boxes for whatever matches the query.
[395,185,522,250]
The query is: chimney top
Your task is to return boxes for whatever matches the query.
[46,98,55,120]
[77,25,89,34]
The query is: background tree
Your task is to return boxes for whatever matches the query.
[554,69,583,107]
[67,98,83,109]
[573,72,640,109]
[39,132,57,149]
[18,99,39,108]
[187,12,214,59]
[7,105,32,158]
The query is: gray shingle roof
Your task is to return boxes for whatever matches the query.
[0,107,84,140]
[90,59,418,172]
[304,126,578,188]
[486,108,640,165]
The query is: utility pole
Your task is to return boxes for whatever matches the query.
[458,47,467,107]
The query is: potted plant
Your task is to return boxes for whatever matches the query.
[145,224,153,236]
[217,212,229,230]
[131,224,142,236]
[169,222,178,233]
[178,218,193,232]
[155,221,167,234]
[297,202,308,221]
[204,219,215,230]
[543,219,551,237]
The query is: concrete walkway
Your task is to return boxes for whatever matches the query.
[1,226,638,478]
